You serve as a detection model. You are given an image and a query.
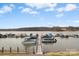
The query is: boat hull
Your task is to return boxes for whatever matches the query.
[42,39,57,43]
[22,41,36,46]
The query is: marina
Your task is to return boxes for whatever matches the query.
[0,31,79,55]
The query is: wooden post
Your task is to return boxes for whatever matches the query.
[28,48,29,54]
[10,47,12,53]
[33,46,35,54]
[2,47,4,53]
[26,48,27,54]
[17,47,19,53]
[25,47,28,54]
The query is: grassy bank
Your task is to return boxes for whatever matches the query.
[46,52,79,56]
[1,51,79,56]
[0,51,34,56]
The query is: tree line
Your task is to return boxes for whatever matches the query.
[0,26,79,31]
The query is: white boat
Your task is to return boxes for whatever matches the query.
[22,37,37,45]
[42,37,57,43]
[41,33,57,43]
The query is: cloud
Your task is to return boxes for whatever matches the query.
[56,7,64,13]
[21,8,38,15]
[26,3,47,9]
[21,3,77,17]
[0,4,14,14]
[24,3,57,14]
[56,13,64,18]
[9,4,15,8]
[29,11,38,15]
[45,3,57,12]
[18,6,24,9]
[45,7,54,12]
[56,4,77,13]
[56,4,77,17]
[20,3,57,16]
[65,4,77,11]
[21,8,32,13]
[26,3,57,10]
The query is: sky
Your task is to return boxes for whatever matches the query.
[0,3,79,28]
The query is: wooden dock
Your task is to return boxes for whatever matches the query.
[36,33,43,55]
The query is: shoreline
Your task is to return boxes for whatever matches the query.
[1,51,79,56]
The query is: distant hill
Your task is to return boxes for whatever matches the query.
[0,26,79,31]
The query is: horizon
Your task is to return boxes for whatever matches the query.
[0,3,79,29]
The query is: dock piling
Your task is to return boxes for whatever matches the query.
[10,47,12,53]
[2,47,4,53]
[17,47,19,53]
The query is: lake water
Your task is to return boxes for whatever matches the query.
[0,31,79,53]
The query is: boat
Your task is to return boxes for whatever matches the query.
[41,33,57,43]
[42,37,57,43]
[22,36,37,45]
